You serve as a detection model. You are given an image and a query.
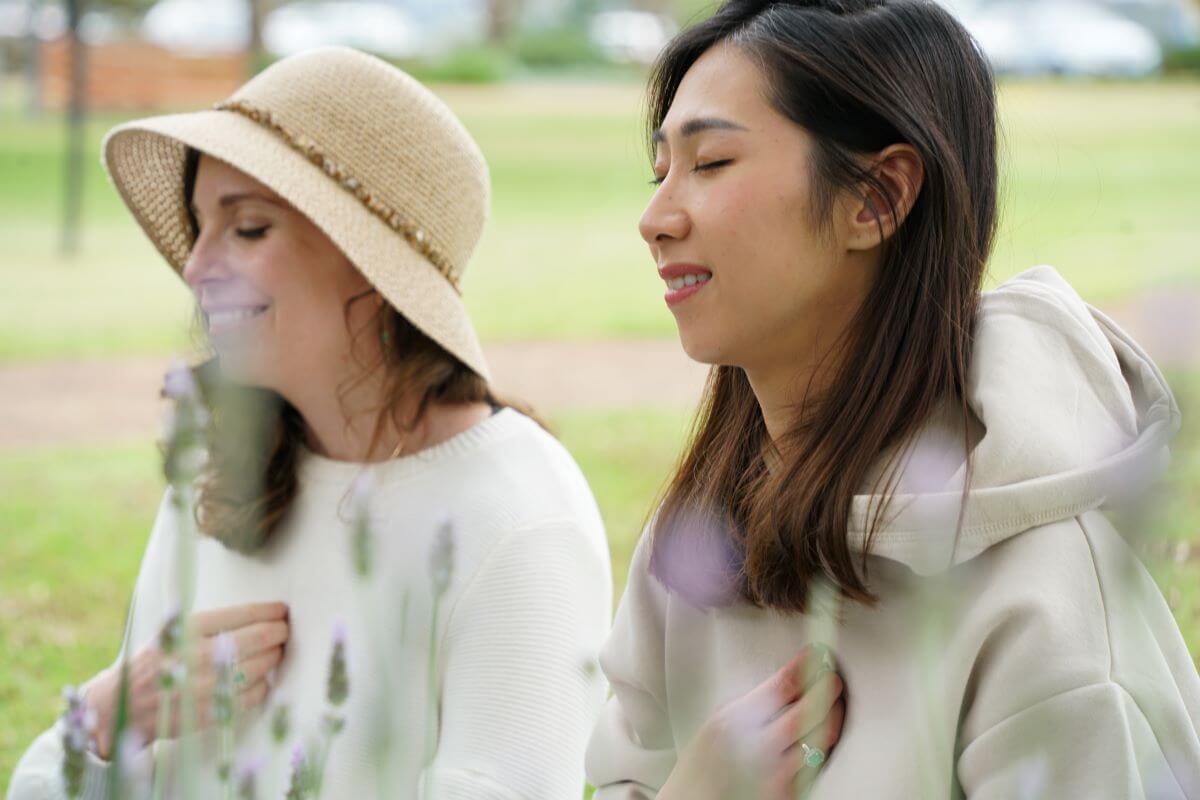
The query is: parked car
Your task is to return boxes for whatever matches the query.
[965,0,1163,76]
[264,1,419,59]
[588,10,675,65]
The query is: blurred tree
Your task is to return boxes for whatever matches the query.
[91,0,154,10]
[61,0,86,256]
[672,0,717,24]
[487,0,522,43]
[247,0,269,77]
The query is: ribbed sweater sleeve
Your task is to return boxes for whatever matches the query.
[420,518,612,799]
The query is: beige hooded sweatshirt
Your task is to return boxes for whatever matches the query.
[585,266,1200,799]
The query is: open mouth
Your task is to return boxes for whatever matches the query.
[663,269,713,308]
[205,305,270,333]
[664,272,712,291]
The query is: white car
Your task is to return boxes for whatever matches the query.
[966,1,1162,77]
[142,0,249,55]
[589,10,676,65]
[264,1,419,59]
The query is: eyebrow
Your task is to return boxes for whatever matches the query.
[651,117,748,144]
[189,192,286,219]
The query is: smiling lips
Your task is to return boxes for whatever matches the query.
[204,305,270,333]
[660,264,713,308]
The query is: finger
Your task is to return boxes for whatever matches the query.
[738,649,813,723]
[236,646,285,687]
[224,620,290,660]
[193,602,288,636]
[788,697,845,792]
[192,621,288,668]
[238,679,270,712]
[764,671,844,755]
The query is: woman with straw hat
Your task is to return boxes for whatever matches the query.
[9,46,612,799]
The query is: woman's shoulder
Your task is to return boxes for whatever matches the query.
[435,408,604,533]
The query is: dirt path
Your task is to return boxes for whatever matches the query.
[1,291,1196,450]
[0,339,709,449]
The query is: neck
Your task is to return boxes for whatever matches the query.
[744,339,846,446]
[285,368,410,462]
[281,369,495,464]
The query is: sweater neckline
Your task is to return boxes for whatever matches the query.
[295,407,520,486]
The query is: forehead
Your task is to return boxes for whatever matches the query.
[193,154,283,203]
[661,43,770,133]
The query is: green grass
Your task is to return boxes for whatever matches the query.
[2,395,1199,791]
[2,79,1199,361]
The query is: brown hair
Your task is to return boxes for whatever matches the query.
[178,147,533,554]
[646,0,998,611]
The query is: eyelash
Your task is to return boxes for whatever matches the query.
[236,225,270,240]
[649,159,734,186]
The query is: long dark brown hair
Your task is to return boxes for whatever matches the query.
[647,0,998,611]
[177,147,532,554]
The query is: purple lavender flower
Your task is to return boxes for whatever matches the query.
[161,360,211,486]
[158,603,183,656]
[162,359,200,401]
[60,687,97,798]
[213,631,239,786]
[284,743,317,800]
[235,753,264,800]
[326,620,349,709]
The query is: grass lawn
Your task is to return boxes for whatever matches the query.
[2,79,1199,360]
[2,393,1199,792]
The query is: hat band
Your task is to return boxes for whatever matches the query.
[213,98,462,293]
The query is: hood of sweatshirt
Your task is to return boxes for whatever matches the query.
[849,265,1181,575]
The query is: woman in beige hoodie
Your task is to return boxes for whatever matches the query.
[585,1,1200,798]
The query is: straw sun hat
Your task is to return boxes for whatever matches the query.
[102,46,492,381]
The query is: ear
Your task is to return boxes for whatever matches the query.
[844,144,924,251]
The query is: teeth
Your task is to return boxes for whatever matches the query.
[666,273,711,291]
[208,307,267,328]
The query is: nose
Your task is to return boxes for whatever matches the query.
[181,228,227,292]
[638,182,690,249]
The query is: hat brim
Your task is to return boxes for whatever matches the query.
[102,110,491,382]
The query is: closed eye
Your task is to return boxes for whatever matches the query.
[236,225,270,240]
[649,159,734,187]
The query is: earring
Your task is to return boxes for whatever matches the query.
[380,328,391,347]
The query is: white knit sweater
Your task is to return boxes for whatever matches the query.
[9,408,613,799]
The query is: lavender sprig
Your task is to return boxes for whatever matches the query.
[348,471,375,579]
[423,520,456,798]
[284,743,319,800]
[160,359,210,800]
[312,621,351,795]
[326,620,350,712]
[153,605,186,800]
[60,687,97,799]
[212,632,238,797]
[234,753,263,800]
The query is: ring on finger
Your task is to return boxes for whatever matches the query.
[800,742,826,769]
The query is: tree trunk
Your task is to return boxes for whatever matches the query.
[485,0,519,44]
[247,0,266,77]
[61,0,86,257]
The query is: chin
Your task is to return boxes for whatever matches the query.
[676,326,727,366]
